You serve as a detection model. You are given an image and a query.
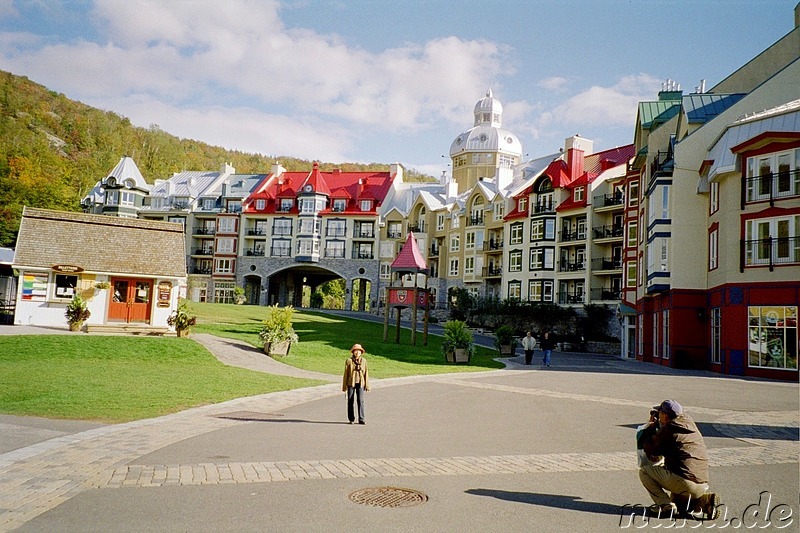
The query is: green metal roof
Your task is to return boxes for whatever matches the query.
[638,101,680,130]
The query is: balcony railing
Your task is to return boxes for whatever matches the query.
[559,230,586,242]
[387,231,403,239]
[742,236,800,271]
[354,228,375,239]
[533,202,554,214]
[246,228,267,236]
[482,267,503,278]
[744,169,800,207]
[592,257,622,271]
[429,246,439,257]
[245,248,265,257]
[192,267,212,275]
[467,216,484,226]
[326,228,347,238]
[271,247,292,257]
[559,260,585,272]
[590,288,621,301]
[192,248,213,256]
[352,251,374,259]
[408,223,425,233]
[483,239,503,251]
[272,228,293,236]
[193,227,216,235]
[592,225,623,239]
[557,292,585,305]
[593,193,624,208]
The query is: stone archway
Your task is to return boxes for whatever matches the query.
[243,274,261,305]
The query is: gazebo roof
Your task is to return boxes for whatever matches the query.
[391,232,428,274]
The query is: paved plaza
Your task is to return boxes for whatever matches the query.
[0,326,797,532]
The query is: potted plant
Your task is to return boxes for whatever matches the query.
[167,301,197,337]
[441,320,474,363]
[259,305,299,357]
[234,286,246,305]
[65,294,90,331]
[494,325,519,356]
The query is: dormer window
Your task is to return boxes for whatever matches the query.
[518,197,527,212]
[360,200,372,212]
[203,198,216,211]
[255,199,266,210]
[574,187,584,202]
[279,199,293,212]
[124,179,135,189]
[332,199,346,212]
[106,177,116,187]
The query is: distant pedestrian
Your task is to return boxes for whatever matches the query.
[342,343,370,424]
[521,331,536,365]
[540,331,556,367]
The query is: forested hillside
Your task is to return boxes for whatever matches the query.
[0,70,433,247]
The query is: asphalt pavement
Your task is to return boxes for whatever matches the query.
[0,319,797,532]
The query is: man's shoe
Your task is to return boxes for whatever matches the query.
[358,421,365,425]
[702,493,719,520]
[349,421,354,425]
[648,503,677,517]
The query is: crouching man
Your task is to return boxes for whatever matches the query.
[638,399,719,519]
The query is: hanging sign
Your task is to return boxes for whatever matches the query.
[52,264,84,273]
[157,281,172,308]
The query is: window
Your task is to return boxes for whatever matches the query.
[120,191,135,206]
[543,280,553,302]
[450,235,460,252]
[214,258,234,274]
[332,199,347,212]
[273,219,292,236]
[360,200,372,211]
[628,181,639,207]
[499,154,515,169]
[279,198,293,212]
[509,250,522,272]
[354,242,373,259]
[271,240,291,257]
[203,198,216,210]
[621,261,633,288]
[711,308,721,364]
[168,216,185,226]
[449,258,459,277]
[299,218,320,235]
[380,263,391,280]
[325,240,345,258]
[437,214,445,231]
[510,223,523,245]
[709,182,719,214]
[518,197,527,212]
[451,214,460,229]
[465,256,475,274]
[387,221,402,239]
[216,237,235,254]
[105,191,118,206]
[299,198,317,213]
[494,202,504,221]
[255,199,266,211]
[627,221,638,247]
[577,218,586,240]
[508,281,521,299]
[748,306,797,369]
[529,281,542,302]
[218,217,236,233]
[744,215,800,266]
[662,309,670,360]
[529,248,554,270]
[151,197,164,209]
[54,274,78,299]
[709,228,718,270]
[745,149,800,202]
[653,312,660,358]
[297,238,320,256]
[213,281,235,303]
[226,200,241,213]
[661,185,670,218]
[574,187,584,202]
[327,219,346,237]
[355,221,375,238]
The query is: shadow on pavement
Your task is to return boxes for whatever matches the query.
[218,414,349,425]
[619,422,799,441]
[465,488,624,516]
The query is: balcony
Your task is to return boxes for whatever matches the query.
[590,288,621,301]
[482,267,503,278]
[429,246,439,257]
[483,239,503,252]
[327,229,347,238]
[408,223,425,233]
[744,169,800,207]
[192,248,213,256]
[467,216,484,227]
[742,236,800,270]
[272,228,293,236]
[557,292,585,305]
[559,260,585,272]
[192,267,212,275]
[352,251,374,260]
[592,257,622,271]
[532,202,554,214]
[245,248,265,257]
[354,229,375,239]
[193,227,216,235]
[559,230,586,242]
[246,228,267,236]
[592,225,623,240]
[593,193,624,209]
[387,230,403,239]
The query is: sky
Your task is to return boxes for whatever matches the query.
[0,0,797,178]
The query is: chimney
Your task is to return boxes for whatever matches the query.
[565,135,592,182]
[271,163,286,177]
[333,168,341,176]
[357,178,364,198]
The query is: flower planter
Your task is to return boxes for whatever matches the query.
[68,322,83,332]
[499,344,515,355]
[264,340,291,357]
[453,348,469,363]
[176,328,190,338]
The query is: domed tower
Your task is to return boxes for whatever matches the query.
[449,89,523,194]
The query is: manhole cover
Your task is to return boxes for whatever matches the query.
[349,487,428,508]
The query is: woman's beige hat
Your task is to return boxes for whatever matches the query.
[350,343,365,354]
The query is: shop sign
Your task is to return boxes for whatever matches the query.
[52,264,84,273]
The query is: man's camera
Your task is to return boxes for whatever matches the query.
[650,409,659,418]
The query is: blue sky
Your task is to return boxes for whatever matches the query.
[0,0,796,178]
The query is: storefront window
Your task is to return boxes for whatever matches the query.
[748,306,798,370]
[54,274,78,299]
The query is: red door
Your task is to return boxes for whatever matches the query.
[108,278,153,323]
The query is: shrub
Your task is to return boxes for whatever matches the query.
[65,294,90,325]
[259,305,299,346]
[167,302,197,330]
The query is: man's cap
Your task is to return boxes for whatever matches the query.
[653,399,683,418]
[351,343,365,354]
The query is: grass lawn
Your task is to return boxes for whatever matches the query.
[189,302,504,377]
[0,335,323,423]
[1,304,503,423]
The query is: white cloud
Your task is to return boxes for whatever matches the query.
[538,74,661,128]
[538,76,569,91]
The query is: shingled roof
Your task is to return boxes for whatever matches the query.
[391,232,428,274]
[14,208,187,278]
